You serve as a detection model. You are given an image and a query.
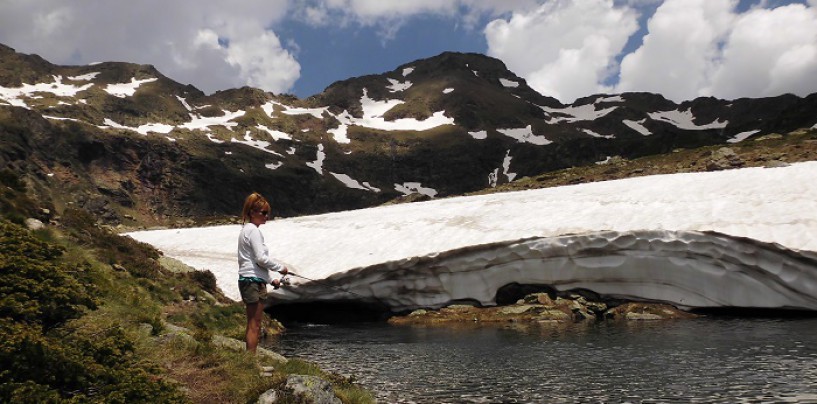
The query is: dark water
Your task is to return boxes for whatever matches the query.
[265,318,817,403]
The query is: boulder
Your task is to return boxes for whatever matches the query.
[389,294,695,326]
[706,147,744,171]
[285,375,342,404]
[605,302,698,320]
[24,218,44,230]
[257,389,278,404]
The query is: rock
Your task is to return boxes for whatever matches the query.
[158,256,196,273]
[625,312,663,321]
[764,160,790,168]
[158,322,197,344]
[211,335,245,351]
[257,389,278,404]
[754,133,783,141]
[408,309,427,317]
[257,347,288,364]
[706,147,744,171]
[585,301,608,314]
[137,322,154,335]
[536,309,571,321]
[24,218,44,230]
[536,293,556,306]
[441,304,476,313]
[499,304,537,315]
[606,302,698,320]
[112,263,127,272]
[285,375,342,404]
[210,335,288,364]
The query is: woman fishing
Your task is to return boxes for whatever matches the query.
[237,192,288,353]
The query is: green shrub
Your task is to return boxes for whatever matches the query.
[0,169,35,224]
[188,269,218,293]
[0,220,97,329]
[0,169,26,192]
[0,220,187,402]
[0,319,188,402]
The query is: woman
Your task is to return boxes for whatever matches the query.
[237,192,288,353]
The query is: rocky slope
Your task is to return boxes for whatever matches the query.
[2,43,816,227]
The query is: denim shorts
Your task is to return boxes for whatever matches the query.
[238,279,268,304]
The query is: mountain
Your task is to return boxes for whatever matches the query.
[1,43,816,227]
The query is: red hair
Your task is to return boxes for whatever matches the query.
[241,192,271,224]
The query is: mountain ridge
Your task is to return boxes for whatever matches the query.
[1,43,816,228]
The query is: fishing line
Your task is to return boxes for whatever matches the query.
[272,271,369,299]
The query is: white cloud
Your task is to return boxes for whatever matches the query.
[0,0,299,95]
[616,0,736,101]
[3,0,816,103]
[294,0,540,36]
[485,0,639,103]
[320,0,456,21]
[705,3,817,99]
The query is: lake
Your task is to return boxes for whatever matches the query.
[265,317,817,403]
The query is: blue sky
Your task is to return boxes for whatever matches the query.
[276,13,487,97]
[281,16,487,98]
[1,0,816,103]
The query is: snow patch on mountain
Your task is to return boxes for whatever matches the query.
[256,125,292,141]
[386,78,412,92]
[176,96,193,111]
[281,106,327,119]
[326,89,454,135]
[649,108,728,130]
[180,109,245,131]
[330,172,381,192]
[306,144,325,174]
[231,132,282,156]
[542,104,617,123]
[728,130,761,143]
[623,119,652,136]
[497,125,552,145]
[104,77,157,98]
[0,75,94,108]
[595,95,624,103]
[582,128,615,139]
[499,78,519,88]
[67,72,100,81]
[395,182,438,198]
[327,123,351,143]
[488,149,517,187]
[101,118,174,136]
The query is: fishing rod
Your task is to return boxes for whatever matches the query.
[271,271,368,299]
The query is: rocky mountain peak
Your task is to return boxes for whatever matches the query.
[1,43,816,226]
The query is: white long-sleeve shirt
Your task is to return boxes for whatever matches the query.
[237,223,284,282]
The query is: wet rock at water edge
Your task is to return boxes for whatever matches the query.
[389,293,697,326]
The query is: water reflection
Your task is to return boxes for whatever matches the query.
[265,318,817,403]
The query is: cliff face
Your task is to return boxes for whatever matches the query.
[2,43,816,226]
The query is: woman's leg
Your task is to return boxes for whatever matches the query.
[245,301,264,352]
